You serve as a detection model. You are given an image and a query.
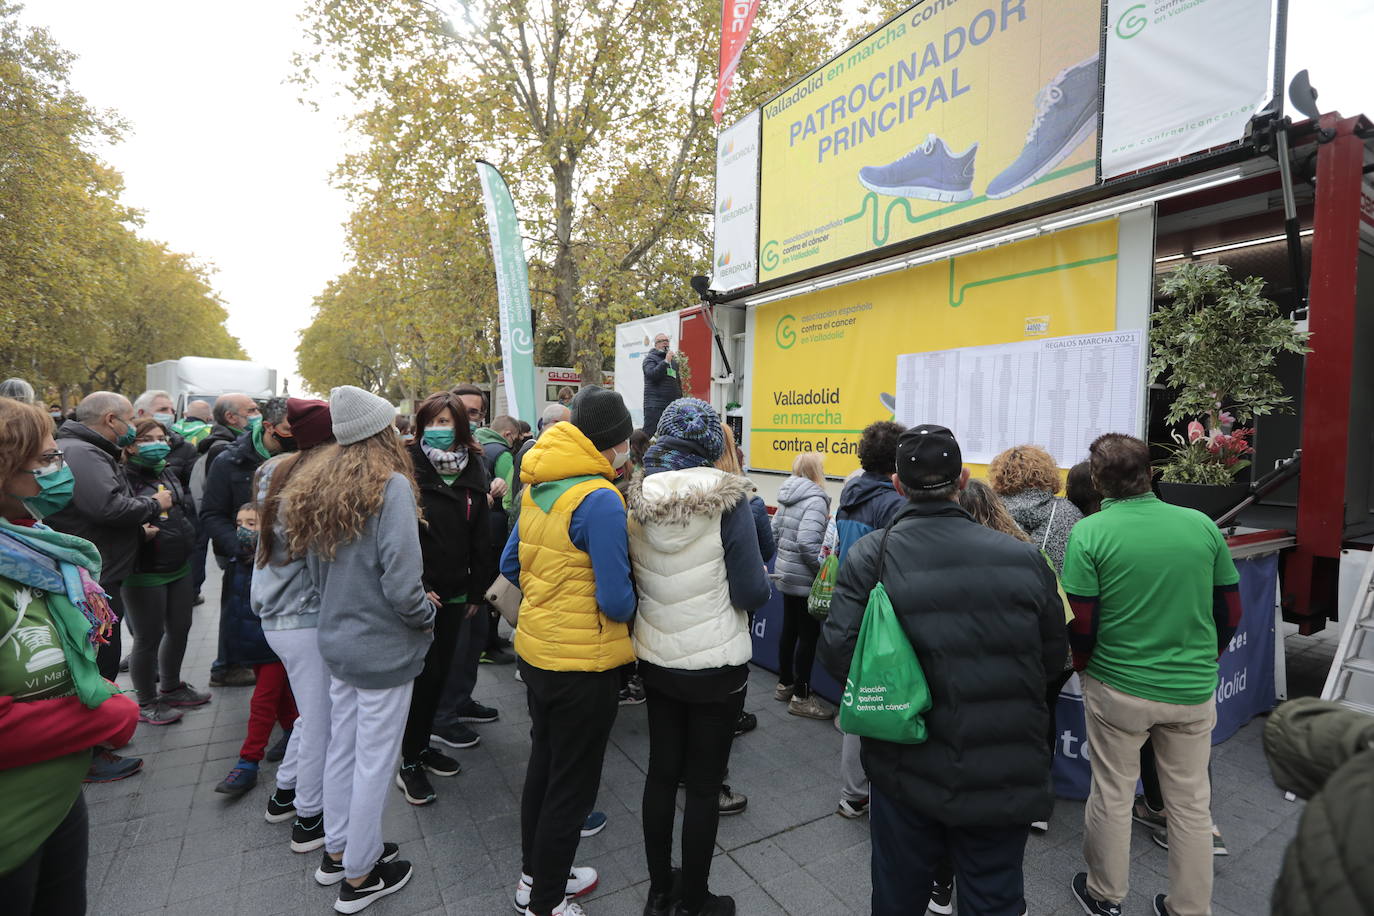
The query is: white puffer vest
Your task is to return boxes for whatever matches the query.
[626,467,754,670]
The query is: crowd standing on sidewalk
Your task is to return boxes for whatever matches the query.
[0,377,1285,915]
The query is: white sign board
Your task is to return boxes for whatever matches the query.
[711,109,760,293]
[1101,0,1276,179]
[895,330,1145,467]
[614,312,681,430]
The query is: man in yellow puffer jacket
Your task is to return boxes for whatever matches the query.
[497,385,637,916]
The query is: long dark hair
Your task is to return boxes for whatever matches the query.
[414,391,483,457]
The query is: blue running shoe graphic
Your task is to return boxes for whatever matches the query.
[986,56,1099,200]
[857,134,978,202]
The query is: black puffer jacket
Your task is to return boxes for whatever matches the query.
[409,443,495,603]
[819,500,1067,826]
[201,433,265,560]
[124,463,197,574]
[1265,697,1374,915]
[164,430,198,489]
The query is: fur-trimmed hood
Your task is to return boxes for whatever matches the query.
[627,467,750,554]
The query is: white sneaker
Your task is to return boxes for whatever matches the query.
[1030,820,1049,833]
[513,867,598,912]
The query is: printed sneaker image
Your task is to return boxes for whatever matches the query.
[857,134,978,202]
[985,56,1099,200]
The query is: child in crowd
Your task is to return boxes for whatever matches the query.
[214,503,300,798]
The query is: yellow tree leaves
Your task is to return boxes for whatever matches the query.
[0,2,244,401]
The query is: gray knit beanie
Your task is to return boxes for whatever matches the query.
[570,385,633,452]
[329,385,396,445]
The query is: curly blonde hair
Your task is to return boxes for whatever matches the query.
[958,479,1031,542]
[987,445,1061,496]
[281,429,419,560]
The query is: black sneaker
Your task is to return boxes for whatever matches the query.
[291,813,326,853]
[1153,895,1170,916]
[334,859,413,913]
[430,723,481,749]
[671,892,735,916]
[418,746,460,777]
[456,700,499,723]
[395,762,436,805]
[1071,872,1122,916]
[480,647,516,665]
[317,843,403,888]
[928,877,953,915]
[265,786,297,823]
[733,711,757,736]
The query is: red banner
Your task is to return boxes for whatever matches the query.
[712,0,760,124]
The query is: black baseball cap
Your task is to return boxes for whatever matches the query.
[896,424,962,491]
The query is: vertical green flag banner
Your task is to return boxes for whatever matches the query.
[476,160,537,423]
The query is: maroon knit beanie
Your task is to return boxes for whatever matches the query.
[286,398,333,450]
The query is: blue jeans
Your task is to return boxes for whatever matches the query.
[870,786,1028,916]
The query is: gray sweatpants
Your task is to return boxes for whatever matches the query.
[324,676,413,879]
[121,575,195,706]
[840,731,870,803]
[264,627,331,816]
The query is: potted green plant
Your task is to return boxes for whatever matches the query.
[1149,262,1308,517]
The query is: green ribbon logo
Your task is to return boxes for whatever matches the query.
[1116,4,1148,39]
[775,314,797,350]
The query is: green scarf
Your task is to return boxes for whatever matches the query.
[0,519,117,707]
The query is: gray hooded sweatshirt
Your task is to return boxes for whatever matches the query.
[771,476,831,597]
[309,472,435,689]
[250,457,319,631]
[1001,489,1083,575]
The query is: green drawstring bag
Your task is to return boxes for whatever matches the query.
[838,523,931,744]
[807,552,839,621]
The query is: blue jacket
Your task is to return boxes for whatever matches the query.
[835,471,904,563]
[641,348,682,433]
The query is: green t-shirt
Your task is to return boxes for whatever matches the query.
[0,579,89,873]
[1060,493,1240,705]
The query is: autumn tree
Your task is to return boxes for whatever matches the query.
[295,0,846,385]
[0,1,243,402]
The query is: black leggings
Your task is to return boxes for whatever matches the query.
[401,605,462,762]
[0,793,87,915]
[777,593,820,698]
[642,677,746,910]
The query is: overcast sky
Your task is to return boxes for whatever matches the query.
[28,1,1373,398]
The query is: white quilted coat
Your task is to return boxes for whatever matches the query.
[626,467,754,670]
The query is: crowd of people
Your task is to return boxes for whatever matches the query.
[0,367,1265,915]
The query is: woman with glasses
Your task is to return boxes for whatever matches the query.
[120,418,208,726]
[0,398,140,915]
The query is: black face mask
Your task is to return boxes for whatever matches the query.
[276,434,299,453]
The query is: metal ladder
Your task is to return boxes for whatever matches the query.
[1322,551,1374,715]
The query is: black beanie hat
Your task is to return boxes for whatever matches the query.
[570,385,633,452]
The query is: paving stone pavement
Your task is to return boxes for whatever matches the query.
[87,570,1324,915]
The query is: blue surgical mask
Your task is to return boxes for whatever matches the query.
[422,428,456,450]
[15,465,75,518]
[114,418,137,448]
[153,412,175,426]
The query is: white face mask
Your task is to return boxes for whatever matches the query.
[611,445,631,470]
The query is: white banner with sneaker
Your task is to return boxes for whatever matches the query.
[1101,0,1277,178]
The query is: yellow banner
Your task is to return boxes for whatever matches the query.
[758,0,1101,281]
[750,220,1119,476]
